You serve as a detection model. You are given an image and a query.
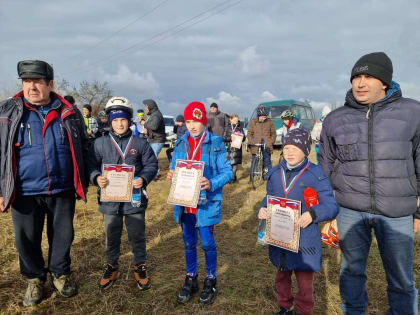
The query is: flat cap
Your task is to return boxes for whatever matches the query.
[17,60,54,80]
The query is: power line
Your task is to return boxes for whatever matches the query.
[63,0,169,63]
[62,0,243,76]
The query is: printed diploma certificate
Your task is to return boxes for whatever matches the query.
[100,164,135,202]
[167,159,204,208]
[265,195,301,252]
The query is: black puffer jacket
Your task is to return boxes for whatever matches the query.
[319,82,420,219]
[144,99,166,143]
[88,131,158,214]
[223,121,246,165]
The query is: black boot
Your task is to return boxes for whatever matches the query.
[177,274,199,304]
[199,278,217,305]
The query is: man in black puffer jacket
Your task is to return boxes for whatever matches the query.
[319,52,420,315]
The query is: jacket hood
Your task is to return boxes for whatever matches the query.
[143,99,158,111]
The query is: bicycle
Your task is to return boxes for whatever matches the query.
[249,143,265,189]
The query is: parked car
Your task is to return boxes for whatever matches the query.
[245,99,315,145]
[163,115,177,145]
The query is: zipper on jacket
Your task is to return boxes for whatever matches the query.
[27,123,32,146]
[59,123,65,144]
[367,104,375,212]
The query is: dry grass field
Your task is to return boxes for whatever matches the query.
[0,147,419,314]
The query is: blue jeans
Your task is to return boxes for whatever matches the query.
[337,207,418,315]
[181,213,217,279]
[149,142,164,159]
[314,143,319,164]
[149,142,164,175]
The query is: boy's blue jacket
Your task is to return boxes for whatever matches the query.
[171,130,233,227]
[261,158,339,272]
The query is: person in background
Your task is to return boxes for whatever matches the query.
[207,102,229,137]
[247,106,276,172]
[280,109,305,144]
[166,114,188,163]
[259,128,338,315]
[143,99,166,179]
[167,101,232,305]
[310,106,331,164]
[319,52,420,314]
[223,114,246,183]
[132,109,146,137]
[97,110,110,137]
[88,97,158,292]
[0,60,89,306]
[82,104,98,140]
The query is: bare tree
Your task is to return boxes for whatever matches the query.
[70,80,113,117]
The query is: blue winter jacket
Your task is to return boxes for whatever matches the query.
[261,158,339,272]
[171,131,233,227]
[14,97,74,195]
[319,81,420,219]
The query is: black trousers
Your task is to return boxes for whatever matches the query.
[11,191,76,280]
[103,212,147,266]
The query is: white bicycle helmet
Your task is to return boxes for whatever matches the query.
[105,97,133,116]
[280,109,294,119]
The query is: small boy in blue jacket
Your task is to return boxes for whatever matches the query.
[258,128,338,315]
[167,101,233,305]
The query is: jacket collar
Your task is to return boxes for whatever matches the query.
[179,129,210,144]
[280,157,309,173]
[345,80,402,111]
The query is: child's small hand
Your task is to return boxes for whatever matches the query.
[258,207,268,219]
[297,211,313,228]
[167,170,174,181]
[97,175,108,188]
[200,177,211,191]
[133,177,144,188]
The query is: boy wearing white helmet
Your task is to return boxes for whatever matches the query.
[88,97,158,291]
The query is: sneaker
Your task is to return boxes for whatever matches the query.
[98,264,119,290]
[52,274,77,297]
[133,264,151,290]
[177,274,199,304]
[199,278,217,305]
[275,306,294,315]
[23,278,44,307]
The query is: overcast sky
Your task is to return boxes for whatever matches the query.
[1,0,420,118]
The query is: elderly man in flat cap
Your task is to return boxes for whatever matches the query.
[0,60,89,306]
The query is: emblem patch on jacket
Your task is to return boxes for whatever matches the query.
[130,148,138,156]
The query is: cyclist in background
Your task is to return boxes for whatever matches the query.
[97,110,110,137]
[247,106,276,173]
[279,109,306,163]
[280,109,305,143]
